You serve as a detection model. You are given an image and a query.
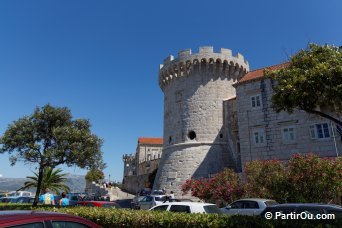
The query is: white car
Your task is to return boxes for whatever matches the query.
[221,198,278,216]
[149,202,222,214]
[138,195,167,210]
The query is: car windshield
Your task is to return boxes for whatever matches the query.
[265,200,278,206]
[155,196,166,201]
[203,205,222,214]
[9,198,18,203]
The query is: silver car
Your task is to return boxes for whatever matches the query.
[138,195,167,210]
[222,198,278,216]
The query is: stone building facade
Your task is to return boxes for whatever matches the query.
[122,137,163,193]
[153,46,341,197]
[234,63,341,167]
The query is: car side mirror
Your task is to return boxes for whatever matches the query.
[225,205,231,210]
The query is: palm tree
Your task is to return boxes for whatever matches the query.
[18,167,70,194]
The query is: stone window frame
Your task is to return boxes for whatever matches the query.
[281,125,296,144]
[250,94,262,109]
[309,123,331,140]
[252,128,266,147]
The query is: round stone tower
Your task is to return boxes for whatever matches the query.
[153,46,249,196]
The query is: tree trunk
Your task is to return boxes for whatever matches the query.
[305,109,342,126]
[33,165,44,206]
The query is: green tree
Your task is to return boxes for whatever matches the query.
[244,159,289,203]
[85,168,104,183]
[18,167,70,194]
[244,154,342,203]
[267,43,342,125]
[0,104,105,206]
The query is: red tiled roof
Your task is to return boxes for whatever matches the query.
[237,62,290,84]
[138,137,163,145]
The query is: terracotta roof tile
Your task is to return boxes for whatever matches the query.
[138,137,163,145]
[237,62,290,85]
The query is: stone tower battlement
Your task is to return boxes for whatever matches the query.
[158,46,249,91]
[153,46,249,197]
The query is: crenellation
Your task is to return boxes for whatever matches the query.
[178,49,192,59]
[163,55,175,65]
[199,46,214,54]
[236,53,244,62]
[158,46,249,91]
[220,48,232,56]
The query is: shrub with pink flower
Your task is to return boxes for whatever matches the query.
[181,153,341,204]
[181,168,244,206]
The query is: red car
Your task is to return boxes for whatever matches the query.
[0,210,100,227]
[77,200,121,208]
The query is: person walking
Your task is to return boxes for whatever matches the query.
[59,192,69,206]
[39,188,55,205]
[169,191,175,202]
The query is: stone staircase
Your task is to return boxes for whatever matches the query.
[85,181,134,201]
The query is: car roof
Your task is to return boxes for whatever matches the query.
[235,198,276,202]
[78,201,118,204]
[158,202,216,206]
[0,210,63,216]
[0,210,100,227]
[0,210,72,223]
[143,195,166,197]
[267,203,342,209]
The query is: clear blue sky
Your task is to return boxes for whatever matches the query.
[0,0,341,182]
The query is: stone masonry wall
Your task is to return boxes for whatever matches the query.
[154,47,249,197]
[236,78,341,169]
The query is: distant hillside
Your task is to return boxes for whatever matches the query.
[0,174,86,193]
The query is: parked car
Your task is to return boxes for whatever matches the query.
[131,195,146,209]
[0,192,10,198]
[7,191,32,197]
[150,202,223,214]
[0,197,18,203]
[260,203,342,219]
[0,210,100,227]
[138,195,168,210]
[67,193,86,206]
[10,196,35,204]
[77,200,121,208]
[222,198,278,216]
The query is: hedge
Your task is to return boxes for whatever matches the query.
[0,204,340,227]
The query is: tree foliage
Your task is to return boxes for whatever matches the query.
[267,43,342,125]
[0,104,105,205]
[182,154,342,204]
[18,167,70,194]
[286,154,342,203]
[244,159,289,202]
[244,154,341,203]
[85,168,104,183]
